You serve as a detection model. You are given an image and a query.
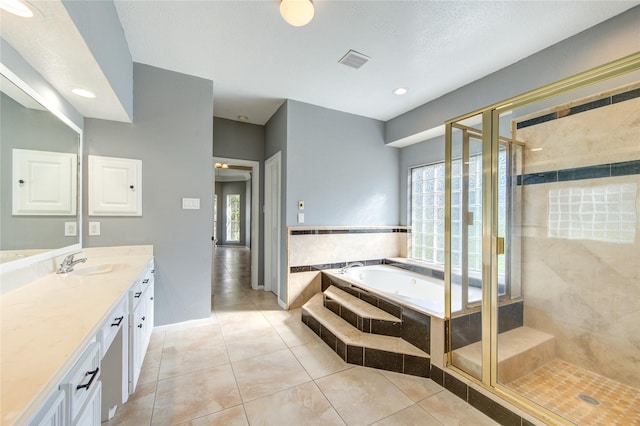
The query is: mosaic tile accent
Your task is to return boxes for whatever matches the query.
[548,183,637,244]
[517,159,640,187]
[516,87,640,130]
[508,359,640,425]
[290,228,408,235]
[290,258,384,274]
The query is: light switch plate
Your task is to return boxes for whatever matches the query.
[297,212,305,223]
[89,221,101,236]
[64,222,77,237]
[182,198,200,209]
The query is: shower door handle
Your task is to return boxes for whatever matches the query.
[496,237,505,255]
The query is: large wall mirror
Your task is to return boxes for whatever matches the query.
[0,70,81,268]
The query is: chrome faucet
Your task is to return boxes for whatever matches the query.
[57,252,87,274]
[339,261,364,274]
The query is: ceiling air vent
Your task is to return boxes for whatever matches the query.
[338,50,371,69]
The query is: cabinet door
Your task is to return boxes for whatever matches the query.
[73,381,101,426]
[12,149,77,215]
[88,155,142,216]
[28,389,66,426]
[129,300,146,393]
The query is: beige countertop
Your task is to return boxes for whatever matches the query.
[0,245,153,425]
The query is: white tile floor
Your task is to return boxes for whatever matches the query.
[107,247,499,425]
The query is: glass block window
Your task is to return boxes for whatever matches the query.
[226,194,240,242]
[411,152,506,273]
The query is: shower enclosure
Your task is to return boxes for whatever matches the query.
[445,53,640,425]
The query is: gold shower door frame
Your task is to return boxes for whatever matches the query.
[444,52,640,425]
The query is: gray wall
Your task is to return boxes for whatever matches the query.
[83,63,213,326]
[287,100,399,226]
[0,93,79,249]
[62,0,133,121]
[386,5,640,145]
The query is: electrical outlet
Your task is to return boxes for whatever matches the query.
[89,221,101,236]
[298,200,305,211]
[64,222,77,237]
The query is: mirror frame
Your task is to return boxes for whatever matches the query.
[0,63,83,274]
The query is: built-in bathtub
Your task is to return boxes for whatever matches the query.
[326,264,481,318]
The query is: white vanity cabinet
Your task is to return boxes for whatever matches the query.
[26,389,66,426]
[7,252,155,426]
[129,260,155,394]
[59,342,102,426]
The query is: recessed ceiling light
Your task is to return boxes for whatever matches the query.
[0,0,33,17]
[393,87,408,96]
[71,87,96,99]
[237,115,249,122]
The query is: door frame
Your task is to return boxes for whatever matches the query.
[264,152,283,305]
[213,157,260,290]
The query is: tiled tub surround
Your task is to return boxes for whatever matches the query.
[286,226,408,308]
[513,84,640,389]
[303,270,544,425]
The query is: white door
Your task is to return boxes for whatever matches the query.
[264,152,281,299]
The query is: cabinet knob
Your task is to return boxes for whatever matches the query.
[18,179,25,184]
[129,185,134,189]
[142,316,146,321]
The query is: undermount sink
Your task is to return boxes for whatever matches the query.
[73,264,124,276]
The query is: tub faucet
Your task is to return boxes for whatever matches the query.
[57,252,87,274]
[339,261,364,274]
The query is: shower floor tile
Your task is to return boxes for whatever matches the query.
[507,359,640,425]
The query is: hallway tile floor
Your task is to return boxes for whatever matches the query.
[107,247,499,425]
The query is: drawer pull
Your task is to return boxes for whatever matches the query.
[137,324,143,328]
[142,316,146,321]
[134,291,142,298]
[143,278,149,284]
[76,367,99,391]
[150,297,154,300]
[111,316,124,327]
[151,270,155,273]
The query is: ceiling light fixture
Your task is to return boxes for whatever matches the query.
[280,0,314,27]
[393,87,408,96]
[0,0,33,17]
[71,87,96,99]
[237,115,249,122]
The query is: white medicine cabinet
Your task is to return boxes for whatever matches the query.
[88,155,142,216]
[12,148,78,216]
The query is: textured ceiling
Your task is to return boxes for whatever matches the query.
[114,1,639,125]
[2,1,638,126]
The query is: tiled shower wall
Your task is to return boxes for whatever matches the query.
[286,227,408,308]
[514,84,640,387]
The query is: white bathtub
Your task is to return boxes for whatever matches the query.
[330,264,480,317]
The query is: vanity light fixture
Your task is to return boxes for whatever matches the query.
[393,87,408,96]
[215,163,229,169]
[280,0,314,27]
[71,87,96,99]
[0,0,33,17]
[530,148,544,152]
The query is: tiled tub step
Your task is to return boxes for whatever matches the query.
[302,293,430,377]
[323,286,402,337]
[452,326,555,383]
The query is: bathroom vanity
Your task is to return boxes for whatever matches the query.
[0,245,154,425]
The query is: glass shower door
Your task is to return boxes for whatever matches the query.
[447,113,486,381]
